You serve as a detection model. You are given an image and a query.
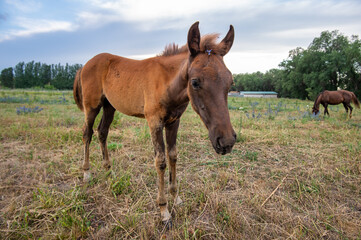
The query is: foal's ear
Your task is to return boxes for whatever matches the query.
[219,25,234,56]
[187,21,201,57]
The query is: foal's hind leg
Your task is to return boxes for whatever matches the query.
[165,119,182,205]
[342,103,349,118]
[342,103,353,118]
[82,106,101,181]
[97,98,116,169]
[348,104,353,118]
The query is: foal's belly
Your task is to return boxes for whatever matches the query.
[103,85,145,118]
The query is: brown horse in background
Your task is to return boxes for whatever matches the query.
[312,90,360,118]
[73,22,236,225]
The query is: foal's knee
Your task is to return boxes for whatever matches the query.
[157,160,167,171]
[98,129,108,144]
[83,127,93,143]
[168,148,177,163]
[155,154,167,171]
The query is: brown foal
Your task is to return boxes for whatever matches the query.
[73,22,236,224]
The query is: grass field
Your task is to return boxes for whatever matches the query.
[0,89,360,239]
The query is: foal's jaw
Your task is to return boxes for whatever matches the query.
[188,95,236,155]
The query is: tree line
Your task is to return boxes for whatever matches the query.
[231,30,361,100]
[0,62,82,90]
[1,30,361,99]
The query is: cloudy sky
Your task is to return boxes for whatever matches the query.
[1,0,361,74]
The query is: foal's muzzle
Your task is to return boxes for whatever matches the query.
[214,133,237,155]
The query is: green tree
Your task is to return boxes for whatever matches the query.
[32,62,42,87]
[0,67,14,88]
[344,35,361,97]
[51,63,65,89]
[232,70,279,93]
[51,63,81,89]
[39,63,51,86]
[307,30,349,92]
[14,62,25,88]
[277,30,361,100]
[24,61,35,88]
[278,47,308,99]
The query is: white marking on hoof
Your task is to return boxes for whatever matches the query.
[175,196,183,205]
[161,208,171,222]
[83,171,91,182]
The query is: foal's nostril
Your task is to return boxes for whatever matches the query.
[233,133,237,141]
[216,137,221,149]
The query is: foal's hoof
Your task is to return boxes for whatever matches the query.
[83,171,92,182]
[161,209,172,230]
[103,163,111,169]
[175,196,183,205]
[163,218,173,230]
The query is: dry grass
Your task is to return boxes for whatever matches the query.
[0,90,360,239]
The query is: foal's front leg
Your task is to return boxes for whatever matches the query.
[148,119,171,223]
[323,103,329,116]
[165,119,182,205]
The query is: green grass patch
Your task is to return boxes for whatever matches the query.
[1,90,360,239]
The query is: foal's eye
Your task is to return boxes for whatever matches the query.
[191,78,201,89]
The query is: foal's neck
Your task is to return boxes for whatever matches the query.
[159,54,190,107]
[313,93,322,109]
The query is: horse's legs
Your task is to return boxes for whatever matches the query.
[97,98,116,169]
[342,102,349,113]
[348,104,353,118]
[342,102,353,118]
[342,102,349,118]
[147,118,170,223]
[323,103,329,116]
[82,106,101,181]
[165,119,182,205]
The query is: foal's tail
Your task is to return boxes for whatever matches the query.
[351,92,360,108]
[73,67,84,111]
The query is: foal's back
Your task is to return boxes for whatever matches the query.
[322,90,350,105]
[80,53,181,118]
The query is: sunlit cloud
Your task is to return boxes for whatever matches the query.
[1,0,361,73]
[86,0,259,20]
[225,50,289,74]
[0,18,74,42]
[77,0,263,30]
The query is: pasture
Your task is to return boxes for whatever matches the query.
[0,89,360,239]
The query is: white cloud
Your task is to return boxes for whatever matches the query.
[2,0,361,73]
[0,18,74,42]
[225,50,288,74]
[268,27,329,40]
[77,0,263,30]
[87,0,259,20]
[5,0,42,13]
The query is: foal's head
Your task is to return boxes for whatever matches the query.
[312,106,319,115]
[186,22,236,155]
[312,92,322,115]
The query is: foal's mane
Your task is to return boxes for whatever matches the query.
[159,34,224,57]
